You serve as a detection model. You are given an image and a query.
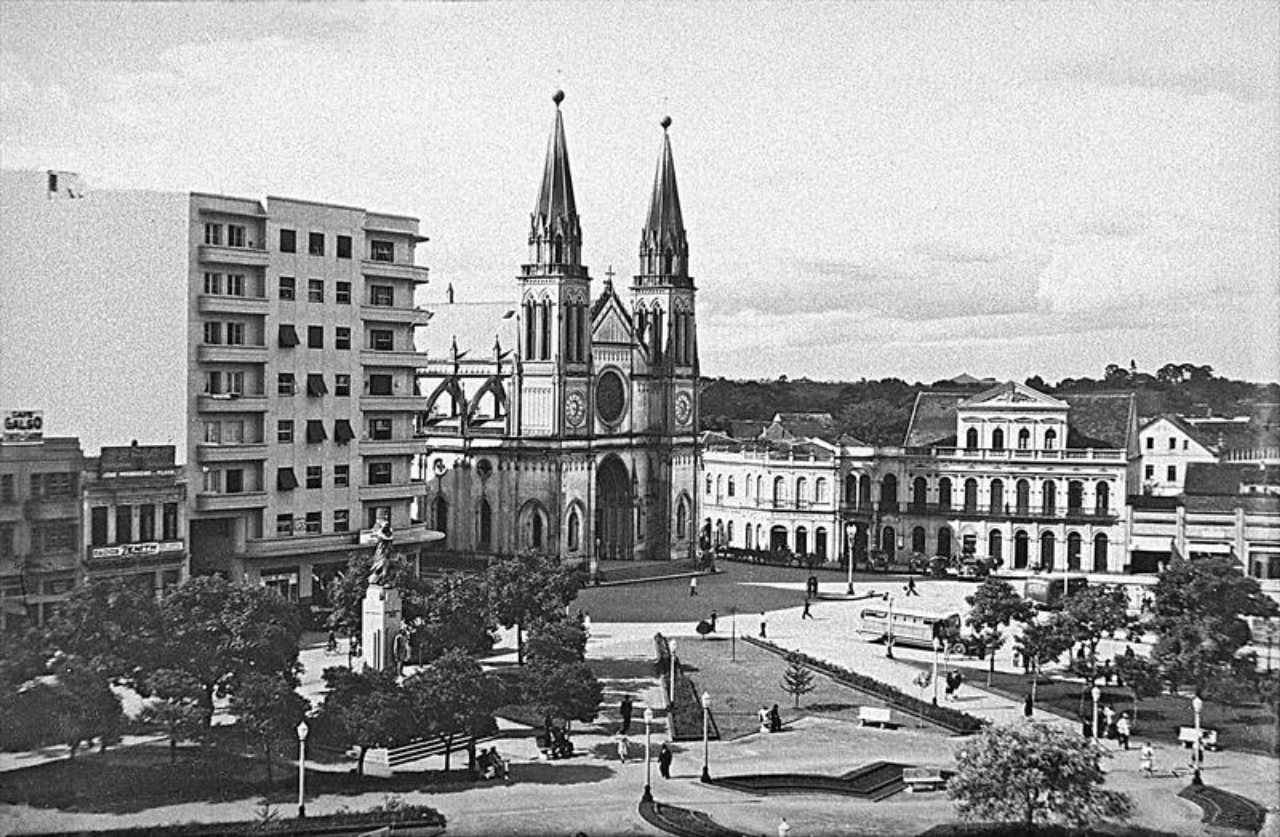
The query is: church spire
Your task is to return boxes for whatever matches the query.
[639,116,689,286]
[528,90,583,272]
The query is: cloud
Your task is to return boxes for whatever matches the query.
[1048,57,1273,103]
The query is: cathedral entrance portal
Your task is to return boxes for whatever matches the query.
[595,456,634,560]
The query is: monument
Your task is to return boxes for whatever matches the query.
[361,517,402,672]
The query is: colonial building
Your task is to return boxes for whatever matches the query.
[413,94,700,562]
[1135,414,1218,496]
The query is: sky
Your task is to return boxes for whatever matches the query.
[2,1,1278,385]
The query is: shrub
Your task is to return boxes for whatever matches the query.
[654,634,720,742]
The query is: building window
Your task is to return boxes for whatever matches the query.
[116,505,133,543]
[203,469,222,493]
[203,322,223,344]
[306,373,328,397]
[305,466,322,489]
[278,373,295,396]
[139,504,156,541]
[1018,428,1031,449]
[1169,437,1177,450]
[1145,464,1154,479]
[226,322,245,345]
[279,324,300,348]
[368,374,393,396]
[965,428,978,450]
[367,506,391,528]
[280,229,297,253]
[203,272,223,294]
[337,235,352,259]
[336,281,351,304]
[334,419,356,444]
[308,232,325,256]
[163,503,178,540]
[91,507,109,546]
[1044,428,1057,450]
[203,223,222,245]
[369,418,393,440]
[1167,465,1177,482]
[335,374,351,397]
[0,474,13,503]
[33,523,77,556]
[308,279,324,303]
[371,284,394,307]
[306,420,327,443]
[727,477,735,497]
[370,240,394,262]
[991,428,1005,451]
[334,464,350,487]
[1146,437,1154,450]
[335,327,351,350]
[305,511,322,534]
[279,276,296,300]
[370,329,394,351]
[203,420,222,443]
[277,419,294,443]
[227,224,246,248]
[307,325,324,349]
[223,419,244,443]
[276,514,294,536]
[225,469,244,493]
[334,509,350,532]
[368,462,392,485]
[0,523,12,559]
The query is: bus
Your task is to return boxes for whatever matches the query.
[1025,576,1089,610]
[856,606,962,648]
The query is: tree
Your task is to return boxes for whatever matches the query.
[229,673,308,787]
[326,550,425,638]
[525,615,588,667]
[1015,618,1074,676]
[519,659,602,736]
[43,577,162,689]
[1061,585,1133,683]
[1112,654,1162,727]
[40,652,125,758]
[408,572,497,664]
[1103,364,1131,387]
[404,650,501,772]
[158,576,302,730]
[141,668,210,764]
[317,667,415,775]
[780,654,816,708]
[948,723,1132,828]
[966,579,1035,685]
[486,555,585,665]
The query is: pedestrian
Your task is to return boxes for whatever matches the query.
[1140,742,1154,777]
[758,706,770,734]
[944,671,956,701]
[583,611,592,636]
[1124,644,1135,659]
[326,629,337,654]
[709,610,718,632]
[906,576,920,596]
[690,576,699,597]
[617,734,629,763]
[802,597,813,620]
[778,817,791,837]
[769,704,782,733]
[807,575,818,597]
[760,612,768,639]
[658,742,673,779]
[1102,704,1116,739]
[620,695,633,735]
[1116,713,1131,750]
[1102,660,1115,686]
[1024,693,1033,718]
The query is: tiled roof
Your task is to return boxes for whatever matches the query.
[1060,393,1135,450]
[1184,463,1280,496]
[764,413,841,443]
[1141,414,1217,452]
[416,302,517,358]
[726,419,768,440]
[903,392,968,447]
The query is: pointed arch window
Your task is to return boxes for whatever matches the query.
[676,498,688,539]
[568,509,581,552]
[663,248,674,275]
[478,499,492,549]
[532,510,544,550]
[432,496,449,538]
[539,300,551,360]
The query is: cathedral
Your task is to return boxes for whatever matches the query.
[412,92,700,563]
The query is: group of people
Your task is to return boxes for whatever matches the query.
[1093,704,1134,749]
[943,669,964,700]
[477,746,509,781]
[758,703,783,734]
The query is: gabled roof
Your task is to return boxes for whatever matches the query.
[417,302,518,359]
[763,412,842,444]
[726,419,768,440]
[1140,414,1217,452]
[903,391,968,447]
[1060,392,1136,450]
[960,381,1067,409]
[590,281,634,344]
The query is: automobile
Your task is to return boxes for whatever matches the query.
[1025,576,1089,610]
[867,549,891,573]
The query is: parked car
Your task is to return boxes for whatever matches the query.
[1025,576,1089,610]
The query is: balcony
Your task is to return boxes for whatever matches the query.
[359,394,423,412]
[902,446,1127,463]
[197,343,269,364]
[195,491,268,513]
[358,480,426,502]
[197,294,269,316]
[198,243,269,266]
[198,394,268,413]
[360,304,428,325]
[359,438,426,457]
[198,442,269,463]
[361,259,430,284]
[360,349,428,369]
[903,502,1120,524]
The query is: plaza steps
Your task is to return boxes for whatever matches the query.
[708,760,908,801]
[361,731,501,771]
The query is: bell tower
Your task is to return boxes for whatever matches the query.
[516,90,593,437]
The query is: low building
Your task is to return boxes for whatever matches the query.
[1134,415,1218,496]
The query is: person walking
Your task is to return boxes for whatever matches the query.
[689,576,699,597]
[1140,741,1154,777]
[802,597,814,619]
[709,610,718,632]
[1024,693,1034,718]
[758,706,770,734]
[769,704,782,733]
[760,612,768,638]
[658,743,673,779]
[778,818,791,837]
[617,735,629,763]
[582,611,592,636]
[619,696,633,735]
[1102,704,1117,739]
[906,576,920,596]
[1116,713,1131,750]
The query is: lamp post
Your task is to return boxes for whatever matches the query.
[846,523,856,595]
[296,720,309,818]
[886,595,895,659]
[643,707,654,801]
[1090,685,1101,744]
[932,638,941,704]
[669,639,678,704]
[1191,695,1204,786]
[700,691,712,783]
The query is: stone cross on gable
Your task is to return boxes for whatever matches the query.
[605,265,616,283]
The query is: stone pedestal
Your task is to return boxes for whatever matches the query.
[361,585,402,672]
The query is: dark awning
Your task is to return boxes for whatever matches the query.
[306,420,327,443]
[307,373,328,397]
[277,468,299,490]
[279,324,300,348]
[334,419,355,444]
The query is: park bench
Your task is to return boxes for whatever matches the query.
[1178,727,1219,751]
[902,767,946,793]
[858,706,898,729]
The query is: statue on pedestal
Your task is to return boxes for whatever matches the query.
[367,519,396,588]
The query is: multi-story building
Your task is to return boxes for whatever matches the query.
[1,170,437,602]
[0,427,83,630]
[82,443,187,594]
[1134,415,1218,496]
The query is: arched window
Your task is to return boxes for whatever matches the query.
[716,475,723,497]
[796,477,807,504]
[989,479,1004,514]
[1042,481,1057,516]
[912,526,927,553]
[676,498,688,539]
[989,530,1003,564]
[845,474,857,505]
[1067,532,1082,571]
[1093,533,1109,572]
[552,234,564,264]
[727,520,734,545]
[992,428,1005,451]
[881,526,896,553]
[1014,530,1029,569]
[745,526,754,549]
[1018,428,1031,450]
[745,475,752,497]
[966,428,979,450]
[728,477,736,497]
[539,299,551,360]
[912,477,927,510]
[532,511,544,549]
[815,527,827,557]
[773,476,785,503]
[937,526,952,556]
[1045,429,1057,450]
[770,525,787,550]
[1067,481,1084,513]
[567,509,581,551]
[880,474,898,511]
[1040,531,1056,569]
[1095,482,1111,515]
[938,477,952,511]
[796,527,808,554]
[756,475,763,497]
[859,475,872,507]
[815,478,828,503]
[432,496,449,535]
[1016,479,1031,514]
[964,478,978,512]
[663,248,674,274]
[705,475,713,495]
[478,498,492,549]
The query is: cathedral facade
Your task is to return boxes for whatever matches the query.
[412,93,700,563]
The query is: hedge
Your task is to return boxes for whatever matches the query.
[62,802,446,836]
[743,637,986,734]
[654,633,720,742]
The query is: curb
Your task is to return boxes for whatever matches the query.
[593,570,716,588]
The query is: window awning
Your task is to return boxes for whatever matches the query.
[307,373,328,397]
[279,324,300,348]
[305,420,327,443]
[277,468,298,490]
[334,419,355,444]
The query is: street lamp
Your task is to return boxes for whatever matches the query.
[643,707,654,802]
[296,720,309,818]
[1191,695,1204,786]
[669,639,678,704]
[886,595,895,659]
[1090,685,1101,744]
[846,524,856,595]
[932,638,941,705]
[700,691,712,783]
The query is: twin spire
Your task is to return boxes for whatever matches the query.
[527,90,687,284]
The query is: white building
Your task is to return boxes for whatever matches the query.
[1135,415,1218,496]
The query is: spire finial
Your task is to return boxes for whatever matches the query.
[553,89,565,107]
[661,115,672,131]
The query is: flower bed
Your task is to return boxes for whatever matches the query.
[638,798,741,837]
[63,801,446,836]
[743,637,986,734]
[654,633,720,742]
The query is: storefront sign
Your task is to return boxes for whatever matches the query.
[89,541,184,560]
[2,410,44,441]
